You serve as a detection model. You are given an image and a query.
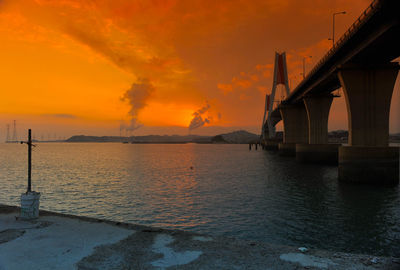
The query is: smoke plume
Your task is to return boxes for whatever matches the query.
[121,78,154,133]
[188,103,211,131]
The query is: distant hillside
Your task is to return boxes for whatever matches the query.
[66,130,260,144]
[66,135,211,143]
[132,135,210,143]
[211,130,259,144]
[390,133,400,142]
[328,130,348,143]
[66,135,123,142]
[327,130,399,143]
[65,130,399,144]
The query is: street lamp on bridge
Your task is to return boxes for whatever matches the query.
[329,11,346,47]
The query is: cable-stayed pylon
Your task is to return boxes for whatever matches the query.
[261,52,290,140]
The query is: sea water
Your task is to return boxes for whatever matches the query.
[0,143,399,256]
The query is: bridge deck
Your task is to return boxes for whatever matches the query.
[270,0,400,126]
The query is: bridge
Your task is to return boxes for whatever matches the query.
[262,0,400,185]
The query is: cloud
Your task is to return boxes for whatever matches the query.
[217,83,233,95]
[121,78,155,132]
[217,62,273,99]
[218,37,335,100]
[188,103,211,131]
[256,64,274,78]
[0,0,373,130]
[232,77,252,89]
[285,38,333,88]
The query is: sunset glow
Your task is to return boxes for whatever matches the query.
[0,0,399,139]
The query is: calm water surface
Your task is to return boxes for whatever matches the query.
[0,143,399,256]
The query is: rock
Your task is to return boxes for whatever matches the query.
[370,257,379,264]
[298,247,308,253]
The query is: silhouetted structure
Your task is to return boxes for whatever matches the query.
[6,124,10,143]
[12,120,17,142]
[263,0,400,185]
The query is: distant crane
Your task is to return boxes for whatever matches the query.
[12,120,17,142]
[6,124,10,142]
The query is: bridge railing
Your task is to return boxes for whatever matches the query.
[296,0,381,92]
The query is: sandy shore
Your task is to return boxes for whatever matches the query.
[0,204,399,270]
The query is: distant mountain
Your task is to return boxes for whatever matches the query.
[211,130,259,144]
[327,130,399,143]
[66,135,122,142]
[66,135,211,143]
[328,130,348,143]
[211,135,228,143]
[64,130,399,144]
[132,135,210,143]
[66,130,260,144]
[390,133,400,142]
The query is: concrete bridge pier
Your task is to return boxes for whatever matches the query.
[265,139,281,150]
[296,94,340,164]
[338,63,399,185]
[262,116,282,151]
[279,103,308,156]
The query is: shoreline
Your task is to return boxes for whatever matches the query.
[1,204,399,269]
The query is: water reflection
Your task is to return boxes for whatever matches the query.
[0,143,399,256]
[337,182,400,256]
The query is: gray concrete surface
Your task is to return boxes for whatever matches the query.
[1,204,399,270]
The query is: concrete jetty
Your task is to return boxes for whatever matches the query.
[0,205,399,269]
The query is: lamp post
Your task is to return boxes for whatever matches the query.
[330,11,346,47]
[20,129,40,219]
[302,56,312,79]
[21,129,33,193]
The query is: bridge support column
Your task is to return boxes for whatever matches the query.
[338,63,399,185]
[262,118,281,151]
[296,94,340,164]
[265,139,282,150]
[279,103,308,156]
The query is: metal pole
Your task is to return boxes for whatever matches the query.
[332,13,335,47]
[27,129,32,193]
[332,11,346,47]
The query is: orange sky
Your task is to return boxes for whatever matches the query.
[0,0,399,139]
